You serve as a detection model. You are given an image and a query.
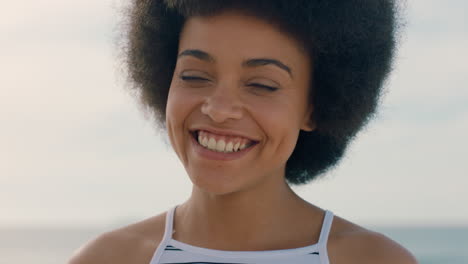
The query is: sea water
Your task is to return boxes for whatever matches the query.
[0,226,467,264]
[377,226,468,264]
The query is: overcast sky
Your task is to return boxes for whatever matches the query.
[1,0,467,228]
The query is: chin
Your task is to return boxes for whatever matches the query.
[187,170,254,197]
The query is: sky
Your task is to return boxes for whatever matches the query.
[1,0,467,228]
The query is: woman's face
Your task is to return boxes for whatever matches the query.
[166,11,314,195]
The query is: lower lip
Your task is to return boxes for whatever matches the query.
[190,133,256,161]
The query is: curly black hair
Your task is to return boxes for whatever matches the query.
[120,0,400,185]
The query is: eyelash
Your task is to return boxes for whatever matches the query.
[248,83,278,92]
[180,76,278,92]
[180,76,208,82]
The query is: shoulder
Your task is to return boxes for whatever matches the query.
[68,212,167,264]
[328,215,418,264]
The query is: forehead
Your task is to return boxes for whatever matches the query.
[178,11,311,71]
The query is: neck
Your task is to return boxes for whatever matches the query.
[173,178,322,250]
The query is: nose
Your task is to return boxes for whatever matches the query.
[201,86,243,123]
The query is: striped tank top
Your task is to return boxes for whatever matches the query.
[149,205,334,264]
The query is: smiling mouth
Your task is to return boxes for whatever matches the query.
[191,130,258,153]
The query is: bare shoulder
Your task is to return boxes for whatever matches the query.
[68,212,167,264]
[328,215,419,264]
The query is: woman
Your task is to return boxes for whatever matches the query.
[70,0,418,263]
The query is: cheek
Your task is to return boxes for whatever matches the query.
[165,88,181,126]
[253,96,305,132]
[253,100,303,157]
[166,85,196,125]
[165,87,192,153]
[165,85,204,154]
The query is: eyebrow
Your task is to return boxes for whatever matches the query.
[178,49,214,62]
[177,49,293,78]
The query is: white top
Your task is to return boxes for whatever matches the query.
[149,205,334,264]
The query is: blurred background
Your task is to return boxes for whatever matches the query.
[1,0,467,263]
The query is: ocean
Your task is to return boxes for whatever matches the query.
[377,226,468,264]
[0,226,467,264]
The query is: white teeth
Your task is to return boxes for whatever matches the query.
[216,140,226,152]
[208,138,217,150]
[225,142,233,152]
[201,137,208,147]
[239,142,247,150]
[233,142,240,152]
[196,131,254,153]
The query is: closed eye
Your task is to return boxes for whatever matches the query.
[181,76,209,81]
[249,83,278,92]
[180,76,278,92]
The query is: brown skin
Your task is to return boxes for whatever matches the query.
[69,211,418,264]
[69,11,418,264]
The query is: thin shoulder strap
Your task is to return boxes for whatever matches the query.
[318,210,334,244]
[162,205,176,240]
[318,210,334,264]
[148,205,177,264]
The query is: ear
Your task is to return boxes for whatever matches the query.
[300,106,316,132]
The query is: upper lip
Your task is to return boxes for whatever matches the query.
[190,126,260,142]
